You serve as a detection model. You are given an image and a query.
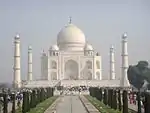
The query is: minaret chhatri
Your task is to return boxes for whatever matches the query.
[27,46,32,81]
[120,33,130,87]
[13,34,21,88]
[110,45,115,80]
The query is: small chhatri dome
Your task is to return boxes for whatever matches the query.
[122,33,127,39]
[28,45,32,50]
[84,44,93,51]
[110,45,114,52]
[15,34,20,39]
[110,45,114,49]
[57,18,86,51]
[49,44,59,51]
[42,50,47,56]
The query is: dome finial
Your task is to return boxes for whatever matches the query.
[69,16,72,24]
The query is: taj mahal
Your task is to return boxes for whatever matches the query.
[13,19,130,88]
[41,22,102,81]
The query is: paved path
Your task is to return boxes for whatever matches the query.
[45,96,88,113]
[128,102,144,113]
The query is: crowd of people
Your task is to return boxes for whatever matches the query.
[55,86,89,95]
[0,91,23,112]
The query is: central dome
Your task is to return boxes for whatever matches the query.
[57,24,86,51]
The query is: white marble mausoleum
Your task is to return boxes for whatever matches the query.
[13,20,130,88]
[41,23,102,81]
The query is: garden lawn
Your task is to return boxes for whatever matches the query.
[85,95,121,113]
[16,96,58,113]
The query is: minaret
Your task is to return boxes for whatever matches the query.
[110,45,115,80]
[41,50,48,80]
[47,49,50,81]
[120,33,130,87]
[27,46,32,81]
[13,34,21,88]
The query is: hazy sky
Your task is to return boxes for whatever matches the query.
[0,0,150,83]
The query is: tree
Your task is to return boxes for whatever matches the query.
[127,61,150,89]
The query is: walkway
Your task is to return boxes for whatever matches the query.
[45,96,88,113]
[128,102,144,113]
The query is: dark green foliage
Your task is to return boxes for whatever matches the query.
[127,61,150,89]
[89,87,92,96]
[37,89,41,104]
[11,93,16,113]
[51,88,54,96]
[46,88,48,99]
[99,88,102,101]
[144,93,150,113]
[89,87,95,97]
[108,89,111,107]
[30,91,35,108]
[18,87,54,113]
[113,90,117,110]
[137,92,142,113]
[110,89,113,108]
[95,87,100,100]
[22,92,28,113]
[32,90,36,107]
[57,86,63,90]
[107,89,113,108]
[118,90,122,111]
[122,90,128,113]
[3,93,8,113]
[103,89,108,105]
[86,95,121,113]
[41,88,45,101]
[27,91,30,112]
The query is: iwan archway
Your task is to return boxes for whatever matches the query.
[64,60,78,80]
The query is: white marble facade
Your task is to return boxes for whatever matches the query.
[41,23,102,81]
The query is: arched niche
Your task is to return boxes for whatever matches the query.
[51,60,57,69]
[65,60,78,80]
[96,71,100,80]
[96,60,100,69]
[87,71,92,80]
[51,72,57,80]
[86,60,92,69]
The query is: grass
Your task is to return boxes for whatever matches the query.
[16,96,58,113]
[85,95,136,113]
[85,95,122,113]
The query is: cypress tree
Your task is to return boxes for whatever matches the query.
[22,92,27,113]
[113,90,117,110]
[46,88,49,98]
[99,88,102,101]
[108,89,111,107]
[103,89,108,105]
[123,90,128,113]
[95,88,99,100]
[39,88,42,102]
[144,93,150,113]
[30,91,34,108]
[26,91,30,112]
[110,89,113,108]
[11,93,16,113]
[3,93,8,113]
[35,89,38,106]
[52,88,54,96]
[89,87,92,96]
[118,90,122,111]
[137,91,142,113]
[37,89,41,103]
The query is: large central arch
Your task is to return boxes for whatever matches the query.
[64,60,78,80]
